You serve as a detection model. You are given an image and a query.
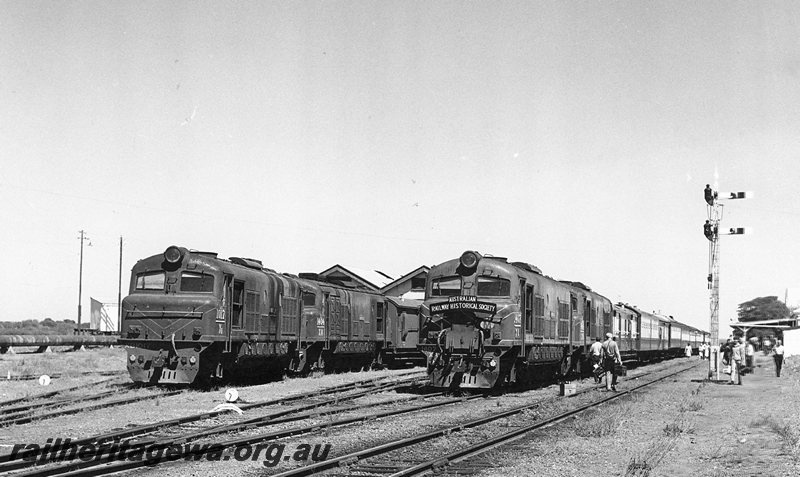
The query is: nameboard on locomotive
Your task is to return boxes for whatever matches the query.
[429,295,497,314]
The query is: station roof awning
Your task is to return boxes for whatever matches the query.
[728,317,797,329]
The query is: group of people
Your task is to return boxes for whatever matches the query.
[587,333,787,390]
[588,334,787,391]
[589,333,622,391]
[721,335,786,384]
[698,342,711,360]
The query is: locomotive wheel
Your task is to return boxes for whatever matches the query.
[311,354,325,378]
[370,351,386,371]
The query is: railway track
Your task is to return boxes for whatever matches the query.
[1,371,126,382]
[0,377,120,409]
[0,371,430,476]
[270,361,704,477]
[0,385,184,427]
[1,363,698,476]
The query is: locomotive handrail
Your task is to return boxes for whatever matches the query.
[123,310,205,319]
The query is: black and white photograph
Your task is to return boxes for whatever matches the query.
[1,2,799,476]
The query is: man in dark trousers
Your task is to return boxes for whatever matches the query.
[773,340,785,377]
[602,332,622,391]
[589,337,604,383]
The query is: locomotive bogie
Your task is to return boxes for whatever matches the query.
[126,340,209,384]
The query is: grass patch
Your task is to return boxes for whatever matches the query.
[749,415,800,456]
[663,422,683,437]
[573,405,628,438]
[678,398,704,413]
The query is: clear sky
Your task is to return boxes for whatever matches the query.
[2,1,799,334]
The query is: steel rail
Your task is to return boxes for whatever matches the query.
[0,390,118,422]
[387,362,704,477]
[2,371,125,382]
[0,372,426,474]
[270,362,703,477]
[17,390,478,477]
[0,390,183,427]
[0,377,119,410]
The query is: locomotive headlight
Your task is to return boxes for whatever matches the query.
[128,354,136,363]
[189,356,197,365]
[164,246,184,264]
[459,251,481,269]
[489,359,497,369]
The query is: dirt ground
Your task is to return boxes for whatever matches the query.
[483,353,800,477]
[1,349,797,477]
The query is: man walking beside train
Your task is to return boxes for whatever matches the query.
[589,337,603,383]
[602,333,622,392]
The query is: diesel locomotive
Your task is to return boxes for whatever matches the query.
[418,251,708,390]
[120,246,422,385]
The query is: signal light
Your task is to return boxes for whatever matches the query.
[704,184,717,206]
[164,246,184,264]
[459,251,481,269]
[703,221,717,241]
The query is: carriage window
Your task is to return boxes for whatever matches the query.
[431,276,461,297]
[476,277,510,297]
[180,272,214,292]
[302,292,317,307]
[135,272,165,291]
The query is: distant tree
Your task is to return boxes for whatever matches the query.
[737,296,792,322]
[0,319,81,336]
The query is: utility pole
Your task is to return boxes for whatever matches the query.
[703,185,750,380]
[117,236,123,333]
[77,230,91,329]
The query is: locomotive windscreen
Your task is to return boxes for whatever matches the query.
[180,272,214,292]
[476,277,510,296]
[135,271,165,291]
[431,276,460,296]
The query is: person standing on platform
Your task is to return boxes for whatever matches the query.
[745,339,755,373]
[772,340,785,377]
[729,337,744,385]
[602,333,622,391]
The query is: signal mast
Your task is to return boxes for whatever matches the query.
[703,184,750,379]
